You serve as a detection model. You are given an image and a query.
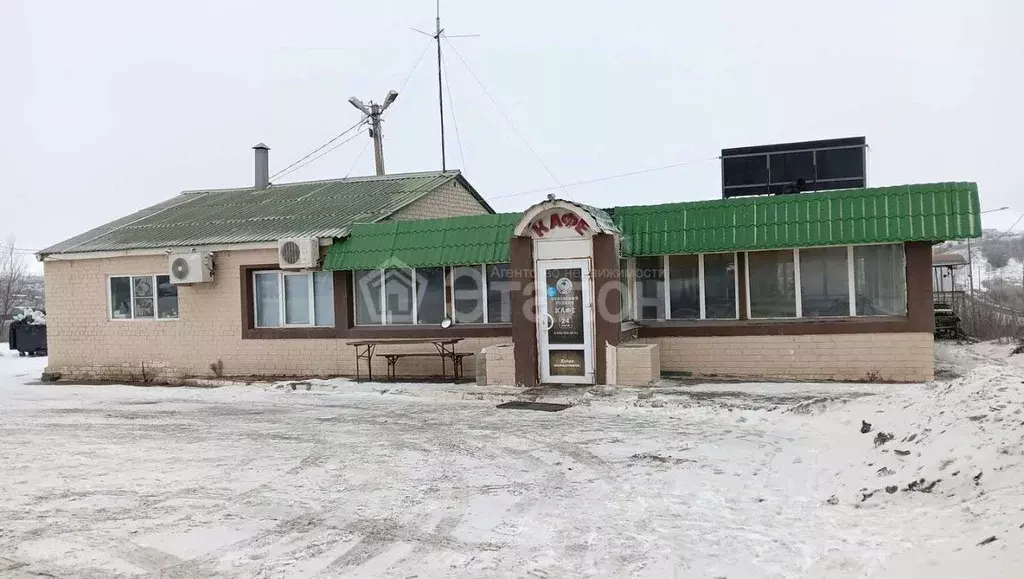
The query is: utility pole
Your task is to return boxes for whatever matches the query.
[349,90,398,176]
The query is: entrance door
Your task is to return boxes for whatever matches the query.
[536,259,595,384]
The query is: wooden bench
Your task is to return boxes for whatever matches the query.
[377,352,474,381]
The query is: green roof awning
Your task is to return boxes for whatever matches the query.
[324,182,982,269]
[323,212,521,270]
[614,182,982,256]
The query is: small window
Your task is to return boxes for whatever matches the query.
[635,257,665,320]
[253,271,335,328]
[254,272,281,327]
[109,275,179,320]
[453,266,484,324]
[487,264,513,324]
[313,272,335,326]
[800,247,850,316]
[747,250,796,318]
[110,277,132,319]
[668,255,700,319]
[132,276,155,319]
[283,273,311,325]
[156,276,178,319]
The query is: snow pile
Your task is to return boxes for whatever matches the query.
[832,360,1024,505]
[12,307,46,325]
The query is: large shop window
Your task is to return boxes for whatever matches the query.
[486,264,513,324]
[703,252,737,319]
[854,244,907,315]
[668,255,700,319]
[110,275,178,320]
[744,244,906,318]
[635,257,665,320]
[354,265,512,326]
[254,271,334,328]
[630,253,738,320]
[799,246,850,317]
[747,250,797,318]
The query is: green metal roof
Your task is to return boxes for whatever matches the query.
[323,181,982,269]
[614,182,982,256]
[40,171,492,256]
[323,212,521,270]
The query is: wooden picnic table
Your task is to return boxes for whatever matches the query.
[346,338,467,382]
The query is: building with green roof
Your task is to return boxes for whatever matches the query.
[38,142,982,386]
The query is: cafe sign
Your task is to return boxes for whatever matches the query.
[529,211,591,238]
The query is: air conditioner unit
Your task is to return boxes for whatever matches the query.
[168,252,213,284]
[278,238,319,269]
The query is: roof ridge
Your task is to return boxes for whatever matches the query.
[613,181,978,213]
[177,170,461,195]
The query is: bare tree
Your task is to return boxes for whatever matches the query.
[0,237,28,320]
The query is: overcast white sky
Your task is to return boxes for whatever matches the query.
[3,0,1022,272]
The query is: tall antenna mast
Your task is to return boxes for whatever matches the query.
[435,0,445,171]
[414,2,478,171]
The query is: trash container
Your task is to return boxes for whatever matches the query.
[8,309,47,357]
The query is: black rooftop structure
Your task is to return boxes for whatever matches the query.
[721,136,867,198]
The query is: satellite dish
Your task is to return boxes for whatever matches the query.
[440,316,453,329]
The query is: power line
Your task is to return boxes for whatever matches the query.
[397,39,434,93]
[345,139,371,178]
[1000,212,1024,236]
[269,40,432,184]
[444,37,566,194]
[270,119,365,181]
[488,155,721,201]
[273,129,368,181]
[440,50,466,171]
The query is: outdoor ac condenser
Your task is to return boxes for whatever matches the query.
[277,238,319,269]
[168,252,214,284]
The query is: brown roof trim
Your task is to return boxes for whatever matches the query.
[453,173,497,214]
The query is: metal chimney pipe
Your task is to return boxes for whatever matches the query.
[252,143,270,190]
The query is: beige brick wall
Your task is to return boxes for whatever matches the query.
[642,333,934,382]
[479,343,515,385]
[43,248,505,382]
[391,179,490,220]
[615,343,662,386]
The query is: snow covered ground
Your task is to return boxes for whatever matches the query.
[1,345,1023,578]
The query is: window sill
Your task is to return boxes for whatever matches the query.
[244,327,337,340]
[241,324,513,340]
[636,315,917,337]
[343,324,512,339]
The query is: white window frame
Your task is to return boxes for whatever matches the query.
[744,243,907,319]
[451,264,490,324]
[253,270,333,328]
[353,264,511,326]
[107,274,178,321]
[619,258,636,322]
[626,252,741,321]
